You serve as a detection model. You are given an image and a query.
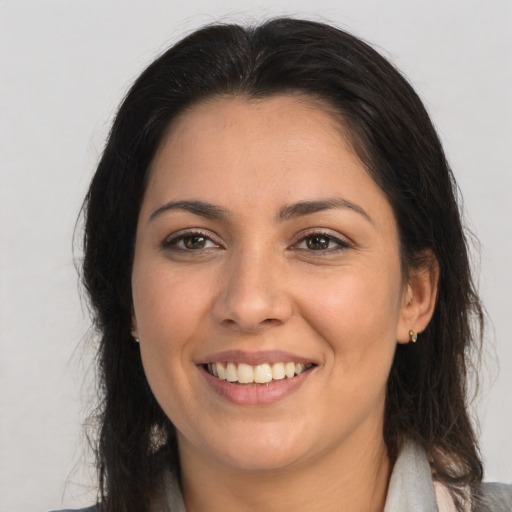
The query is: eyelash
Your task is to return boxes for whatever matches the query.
[161,229,352,254]
[162,230,221,252]
[291,230,352,254]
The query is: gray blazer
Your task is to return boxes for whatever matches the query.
[51,442,512,512]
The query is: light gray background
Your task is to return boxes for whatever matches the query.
[1,1,511,511]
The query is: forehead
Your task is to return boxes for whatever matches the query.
[143,94,392,227]
[157,94,349,163]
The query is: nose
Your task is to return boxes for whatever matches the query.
[212,249,293,333]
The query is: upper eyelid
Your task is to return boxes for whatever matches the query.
[291,228,354,247]
[162,228,222,246]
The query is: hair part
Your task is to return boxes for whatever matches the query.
[81,17,484,511]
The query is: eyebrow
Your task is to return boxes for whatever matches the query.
[149,200,228,222]
[149,197,373,224]
[277,198,373,224]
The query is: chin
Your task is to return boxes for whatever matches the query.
[198,426,309,472]
[219,446,303,472]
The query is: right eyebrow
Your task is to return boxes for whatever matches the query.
[148,200,228,223]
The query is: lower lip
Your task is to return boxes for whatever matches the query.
[198,365,314,406]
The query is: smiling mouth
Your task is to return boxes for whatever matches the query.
[204,362,315,385]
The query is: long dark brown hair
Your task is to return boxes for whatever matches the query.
[80,17,484,511]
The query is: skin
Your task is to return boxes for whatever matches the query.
[131,95,437,512]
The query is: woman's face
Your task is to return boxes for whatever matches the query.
[131,95,414,472]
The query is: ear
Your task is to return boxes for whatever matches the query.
[396,251,439,344]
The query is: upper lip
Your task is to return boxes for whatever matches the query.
[196,349,318,366]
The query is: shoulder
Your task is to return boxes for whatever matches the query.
[478,482,512,511]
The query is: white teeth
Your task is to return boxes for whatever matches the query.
[285,362,295,378]
[216,362,225,380]
[207,361,312,383]
[254,364,272,383]
[271,362,286,380]
[295,363,305,376]
[225,362,238,382]
[237,363,254,384]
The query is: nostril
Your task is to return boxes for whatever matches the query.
[221,316,282,331]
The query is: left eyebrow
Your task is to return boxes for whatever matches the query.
[277,198,373,224]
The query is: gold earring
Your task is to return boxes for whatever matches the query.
[409,330,418,343]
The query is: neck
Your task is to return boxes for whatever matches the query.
[179,431,391,512]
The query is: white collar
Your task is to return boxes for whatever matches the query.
[384,441,440,512]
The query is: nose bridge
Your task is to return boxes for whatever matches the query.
[213,243,292,331]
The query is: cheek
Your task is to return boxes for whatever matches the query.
[132,265,213,419]
[296,266,402,372]
[132,262,213,344]
[301,267,401,330]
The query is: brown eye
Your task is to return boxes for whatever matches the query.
[183,235,208,250]
[163,231,219,252]
[305,235,330,250]
[292,231,351,253]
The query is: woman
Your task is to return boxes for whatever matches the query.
[60,17,511,512]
